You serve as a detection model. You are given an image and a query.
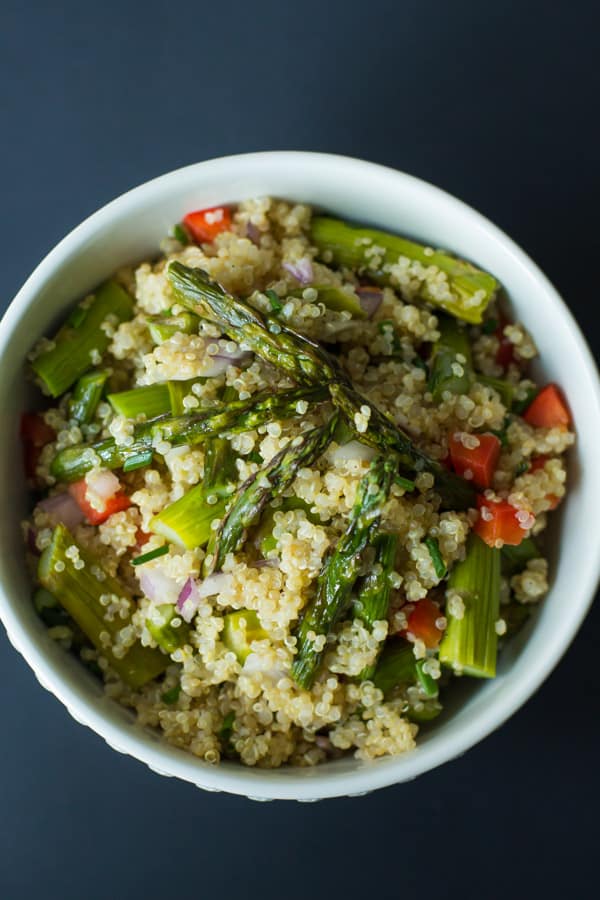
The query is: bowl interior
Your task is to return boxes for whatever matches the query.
[0,152,598,800]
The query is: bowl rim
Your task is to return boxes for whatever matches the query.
[1,150,599,801]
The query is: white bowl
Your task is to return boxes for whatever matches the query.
[1,152,598,801]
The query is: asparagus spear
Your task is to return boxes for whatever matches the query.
[289,284,367,319]
[372,640,419,696]
[50,384,327,481]
[291,455,397,689]
[222,609,269,663]
[476,375,514,409]
[500,537,540,575]
[329,381,475,510]
[38,524,168,688]
[151,436,238,549]
[147,311,200,344]
[353,532,399,680]
[107,384,171,418]
[167,264,475,510]
[146,604,190,653]
[310,216,498,324]
[206,415,339,574]
[68,370,108,424]
[167,262,341,385]
[438,533,501,677]
[31,281,134,397]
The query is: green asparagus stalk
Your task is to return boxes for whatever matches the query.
[439,533,501,677]
[427,314,472,402]
[222,609,269,663]
[310,216,498,324]
[68,370,108,424]
[329,381,475,510]
[146,604,190,653]
[372,639,417,696]
[290,284,367,319]
[31,281,134,397]
[291,455,397,689]
[353,532,398,680]
[206,416,339,574]
[167,263,341,385]
[151,437,238,549]
[50,385,327,481]
[107,384,171,419]
[147,311,200,344]
[38,524,168,687]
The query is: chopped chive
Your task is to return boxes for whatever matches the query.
[515,460,529,477]
[219,710,235,742]
[482,317,498,335]
[122,449,154,472]
[395,474,416,492]
[265,289,283,313]
[413,355,428,373]
[415,659,439,698]
[131,544,169,566]
[170,223,190,245]
[378,319,402,353]
[424,536,447,579]
[513,386,539,415]
[161,685,181,704]
[247,450,262,465]
[489,414,512,448]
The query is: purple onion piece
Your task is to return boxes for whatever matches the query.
[177,577,201,623]
[356,287,383,318]
[38,493,85,531]
[283,257,314,285]
[245,222,261,245]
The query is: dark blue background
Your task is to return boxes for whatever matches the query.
[1,1,598,897]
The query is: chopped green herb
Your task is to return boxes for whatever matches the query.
[219,711,235,742]
[515,460,529,477]
[132,544,169,566]
[415,659,439,698]
[513,386,539,415]
[424,536,447,579]
[265,289,283,313]
[161,685,181,705]
[482,317,498,335]
[170,223,190,245]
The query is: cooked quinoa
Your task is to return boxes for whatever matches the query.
[22,197,574,768]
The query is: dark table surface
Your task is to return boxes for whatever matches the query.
[1,1,598,897]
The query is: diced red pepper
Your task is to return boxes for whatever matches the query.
[448,432,501,489]
[68,479,131,525]
[20,413,56,478]
[183,206,232,244]
[529,455,549,472]
[402,598,444,649]
[473,495,532,547]
[135,528,151,549]
[523,384,571,429]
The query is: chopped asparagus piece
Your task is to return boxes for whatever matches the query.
[415,659,439,697]
[290,284,366,319]
[500,537,540,575]
[477,375,514,408]
[310,216,498,324]
[428,314,472,402]
[353,532,398,680]
[439,533,501,678]
[122,449,154,472]
[372,640,417,696]
[146,604,190,654]
[264,289,283,314]
[68,370,108,424]
[33,586,68,628]
[38,525,167,687]
[50,385,326,482]
[292,456,397,689]
[147,311,200,344]
[167,378,205,415]
[107,384,171,419]
[207,416,339,574]
[222,609,268,663]
[31,281,134,397]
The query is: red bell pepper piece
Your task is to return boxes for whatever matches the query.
[473,495,533,547]
[402,598,444,648]
[448,432,501,489]
[183,206,232,244]
[523,384,571,429]
[68,479,131,525]
[20,413,56,478]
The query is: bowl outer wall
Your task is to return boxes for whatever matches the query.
[0,151,598,801]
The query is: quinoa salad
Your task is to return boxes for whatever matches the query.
[22,199,574,768]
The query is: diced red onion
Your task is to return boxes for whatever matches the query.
[356,286,383,318]
[139,570,180,605]
[198,572,233,598]
[177,577,201,623]
[330,440,377,464]
[283,257,314,285]
[38,492,85,530]
[245,222,261,245]
[86,469,121,500]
